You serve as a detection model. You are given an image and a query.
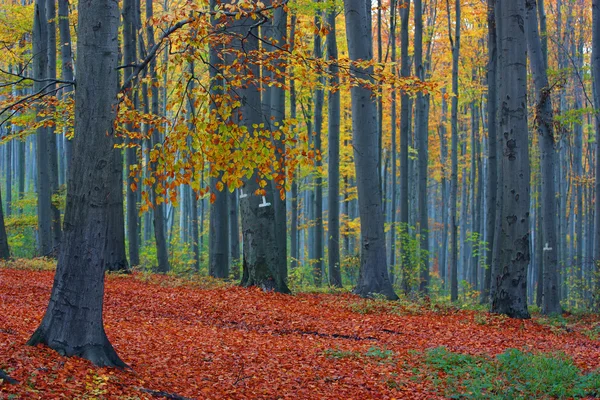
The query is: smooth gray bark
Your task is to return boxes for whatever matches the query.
[482,0,498,303]
[447,0,460,302]
[344,0,397,300]
[58,0,74,171]
[415,0,429,293]
[399,0,411,294]
[592,0,600,308]
[312,8,325,285]
[46,0,62,251]
[389,0,398,284]
[123,0,140,267]
[27,0,126,367]
[490,0,531,319]
[33,0,52,257]
[327,5,342,287]
[525,0,561,314]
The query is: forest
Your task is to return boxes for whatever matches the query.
[1,0,600,398]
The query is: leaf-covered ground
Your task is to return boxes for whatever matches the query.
[1,267,600,399]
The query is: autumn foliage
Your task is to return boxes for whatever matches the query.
[1,265,600,399]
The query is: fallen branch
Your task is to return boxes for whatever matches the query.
[137,387,194,400]
[0,369,18,385]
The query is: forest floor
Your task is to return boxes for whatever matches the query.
[1,263,600,399]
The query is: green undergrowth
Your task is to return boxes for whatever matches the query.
[422,346,600,399]
[323,346,395,363]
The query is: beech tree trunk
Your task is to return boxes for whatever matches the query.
[344,0,397,300]
[33,0,52,257]
[0,184,10,259]
[592,0,600,308]
[27,0,126,367]
[327,5,342,287]
[525,0,561,314]
[490,0,531,319]
[482,0,498,303]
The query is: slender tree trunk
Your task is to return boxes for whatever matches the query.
[344,0,397,300]
[389,0,398,284]
[415,0,429,293]
[482,0,497,303]
[33,0,52,257]
[439,90,449,287]
[592,0,600,308]
[447,0,460,302]
[28,0,126,367]
[123,0,140,267]
[46,0,62,252]
[399,0,411,294]
[146,0,169,273]
[327,5,342,287]
[290,17,299,272]
[229,190,240,277]
[5,136,12,218]
[312,8,325,286]
[0,184,10,259]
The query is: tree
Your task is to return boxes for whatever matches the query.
[490,0,531,319]
[415,0,429,293]
[482,0,497,304]
[327,2,342,287]
[525,0,561,315]
[33,0,52,257]
[27,0,126,367]
[344,0,397,300]
[447,0,460,302]
[0,184,10,260]
[593,0,600,308]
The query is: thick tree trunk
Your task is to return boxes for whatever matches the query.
[233,10,289,294]
[229,190,240,277]
[490,0,531,319]
[209,176,230,278]
[27,0,126,367]
[327,6,342,287]
[344,0,397,300]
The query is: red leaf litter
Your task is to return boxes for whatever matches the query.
[1,268,599,399]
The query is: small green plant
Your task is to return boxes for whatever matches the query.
[423,346,600,399]
[474,313,488,325]
[582,324,600,341]
[323,346,395,363]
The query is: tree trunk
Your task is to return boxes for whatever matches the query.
[27,0,126,367]
[447,0,460,302]
[525,0,561,314]
[146,0,169,273]
[0,184,10,259]
[490,0,531,319]
[592,0,600,308]
[58,0,74,170]
[233,9,289,294]
[399,0,411,294]
[344,0,397,300]
[33,0,52,257]
[415,0,429,293]
[389,0,398,285]
[46,0,62,252]
[312,8,325,286]
[327,5,342,287]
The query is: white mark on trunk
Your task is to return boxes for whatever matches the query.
[259,196,271,208]
[239,188,248,199]
[543,243,552,252]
